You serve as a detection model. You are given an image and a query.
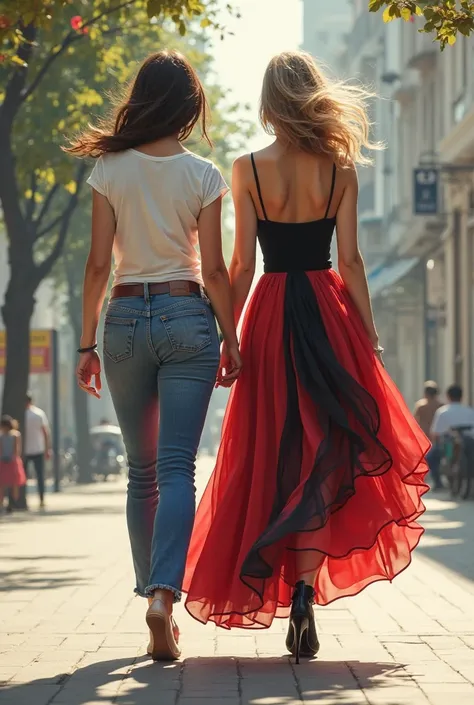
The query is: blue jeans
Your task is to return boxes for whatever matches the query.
[103,288,220,601]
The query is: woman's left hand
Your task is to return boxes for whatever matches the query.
[76,350,102,398]
[216,343,242,388]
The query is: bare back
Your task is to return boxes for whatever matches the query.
[248,144,344,223]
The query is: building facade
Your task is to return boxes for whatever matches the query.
[301,0,352,69]
[340,8,474,408]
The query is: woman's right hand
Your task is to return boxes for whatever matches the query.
[216,343,242,388]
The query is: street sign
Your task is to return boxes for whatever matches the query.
[0,329,52,374]
[413,167,439,215]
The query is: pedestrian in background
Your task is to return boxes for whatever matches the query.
[0,415,27,513]
[414,381,443,437]
[427,384,474,491]
[414,381,443,489]
[24,394,51,509]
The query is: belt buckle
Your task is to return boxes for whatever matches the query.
[169,281,190,297]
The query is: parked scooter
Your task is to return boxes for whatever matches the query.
[90,423,126,481]
[91,445,125,481]
[61,445,78,484]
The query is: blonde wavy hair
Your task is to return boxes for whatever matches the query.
[260,51,380,166]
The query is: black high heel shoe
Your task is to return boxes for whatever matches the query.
[285,580,320,664]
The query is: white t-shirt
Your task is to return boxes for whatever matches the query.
[25,405,49,456]
[87,150,228,286]
[431,403,474,435]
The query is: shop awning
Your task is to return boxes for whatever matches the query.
[367,257,419,298]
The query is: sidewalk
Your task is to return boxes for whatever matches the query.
[0,455,473,705]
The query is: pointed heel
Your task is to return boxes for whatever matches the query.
[285,581,320,663]
[292,615,305,665]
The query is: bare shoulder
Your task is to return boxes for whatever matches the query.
[339,160,358,186]
[232,153,254,186]
[233,153,252,171]
[236,144,275,166]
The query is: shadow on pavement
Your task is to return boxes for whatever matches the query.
[0,565,88,593]
[0,503,124,525]
[418,492,474,582]
[0,656,410,705]
[0,554,88,593]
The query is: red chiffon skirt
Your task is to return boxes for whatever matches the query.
[184,269,429,629]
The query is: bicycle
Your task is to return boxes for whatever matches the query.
[443,426,473,500]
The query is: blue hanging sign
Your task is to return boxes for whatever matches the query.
[413,167,439,215]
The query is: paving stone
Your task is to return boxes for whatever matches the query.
[1,459,474,705]
[0,685,62,705]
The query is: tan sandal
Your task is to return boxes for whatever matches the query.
[147,617,179,655]
[146,592,180,661]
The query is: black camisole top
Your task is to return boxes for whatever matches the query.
[250,153,336,274]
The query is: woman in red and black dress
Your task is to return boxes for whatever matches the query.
[184,51,429,663]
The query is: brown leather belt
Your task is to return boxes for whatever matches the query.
[110,281,201,300]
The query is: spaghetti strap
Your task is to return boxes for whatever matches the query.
[250,153,268,221]
[324,163,337,219]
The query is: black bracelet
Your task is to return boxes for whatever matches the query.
[77,344,98,354]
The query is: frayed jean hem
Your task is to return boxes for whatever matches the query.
[144,583,182,603]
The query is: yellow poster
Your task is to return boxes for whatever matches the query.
[0,329,52,374]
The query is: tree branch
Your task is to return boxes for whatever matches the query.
[80,0,137,31]
[0,24,36,128]
[35,183,60,230]
[36,211,68,240]
[24,170,38,224]
[21,31,80,104]
[21,0,137,104]
[35,162,88,282]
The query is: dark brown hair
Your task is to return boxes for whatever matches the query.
[66,50,210,158]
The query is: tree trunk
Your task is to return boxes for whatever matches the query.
[2,277,36,510]
[0,101,35,430]
[1,276,35,422]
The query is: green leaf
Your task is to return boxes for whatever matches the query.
[179,19,186,36]
[458,20,474,36]
[147,0,164,18]
[11,55,27,67]
[383,7,395,23]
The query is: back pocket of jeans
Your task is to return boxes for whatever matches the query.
[161,309,211,353]
[104,317,137,362]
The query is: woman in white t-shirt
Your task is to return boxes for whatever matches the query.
[67,50,241,661]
